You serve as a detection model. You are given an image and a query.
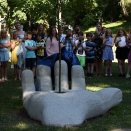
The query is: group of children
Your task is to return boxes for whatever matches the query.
[0,23,131,82]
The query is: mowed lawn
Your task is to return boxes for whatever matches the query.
[0,61,131,131]
[82,21,131,34]
[0,21,131,131]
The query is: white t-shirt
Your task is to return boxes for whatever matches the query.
[75,40,86,56]
[117,36,126,47]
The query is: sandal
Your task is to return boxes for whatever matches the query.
[0,79,4,82]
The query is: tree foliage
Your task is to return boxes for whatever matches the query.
[0,0,130,31]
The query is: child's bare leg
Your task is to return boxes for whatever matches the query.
[90,63,94,74]
[127,62,131,74]
[118,60,123,74]
[4,61,8,78]
[105,60,108,74]
[32,67,35,76]
[18,67,21,80]
[98,59,102,76]
[122,60,125,74]
[1,62,4,78]
[109,60,112,74]
[14,64,17,80]
[87,63,90,74]
[95,59,98,75]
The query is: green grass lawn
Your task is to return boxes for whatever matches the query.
[0,61,131,131]
[82,21,131,34]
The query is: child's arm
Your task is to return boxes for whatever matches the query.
[37,46,46,49]
[100,33,104,40]
[11,41,16,51]
[105,38,114,47]
[103,38,109,46]
[81,42,90,52]
[61,39,66,45]
[2,40,11,48]
[70,37,75,47]
[115,37,121,47]
[0,45,4,48]
[75,41,80,50]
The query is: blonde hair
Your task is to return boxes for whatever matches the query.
[105,29,113,39]
[0,29,8,40]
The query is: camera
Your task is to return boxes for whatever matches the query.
[66,34,71,40]
[75,29,79,33]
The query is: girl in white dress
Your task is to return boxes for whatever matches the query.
[16,22,26,70]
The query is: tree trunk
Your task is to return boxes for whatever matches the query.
[112,0,116,22]
[120,0,129,20]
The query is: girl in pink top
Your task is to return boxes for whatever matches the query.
[46,26,65,56]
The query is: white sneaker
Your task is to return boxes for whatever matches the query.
[105,74,108,77]
[4,77,8,81]
[110,74,112,77]
[126,74,130,78]
[2,77,4,81]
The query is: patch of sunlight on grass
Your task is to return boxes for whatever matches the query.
[84,21,126,33]
[86,86,103,92]
[13,122,28,130]
[102,21,126,28]
[86,83,111,91]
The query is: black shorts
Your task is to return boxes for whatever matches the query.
[116,47,128,60]
[86,59,95,64]
[26,58,36,68]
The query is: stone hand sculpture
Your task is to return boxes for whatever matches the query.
[22,60,122,127]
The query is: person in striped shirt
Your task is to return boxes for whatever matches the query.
[82,32,96,78]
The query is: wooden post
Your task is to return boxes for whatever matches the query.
[57,0,61,93]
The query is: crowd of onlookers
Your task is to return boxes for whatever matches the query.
[0,22,131,82]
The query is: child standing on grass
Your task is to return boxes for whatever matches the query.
[115,28,128,78]
[102,29,114,77]
[82,32,96,78]
[62,29,75,53]
[11,31,22,80]
[126,27,131,78]
[25,32,37,77]
[36,33,47,63]
[0,30,10,81]
[75,32,86,67]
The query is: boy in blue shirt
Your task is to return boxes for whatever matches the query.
[82,32,96,78]
[25,31,37,77]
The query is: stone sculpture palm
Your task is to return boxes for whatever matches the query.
[22,60,122,127]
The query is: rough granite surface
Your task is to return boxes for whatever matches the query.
[22,62,122,127]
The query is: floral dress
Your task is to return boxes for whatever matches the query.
[93,32,104,59]
[126,34,131,62]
